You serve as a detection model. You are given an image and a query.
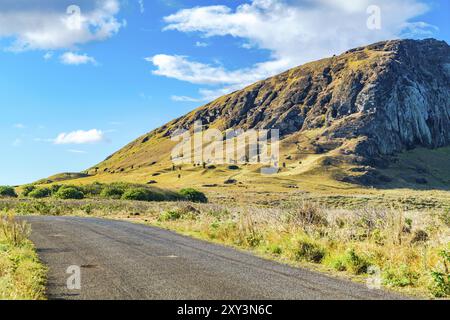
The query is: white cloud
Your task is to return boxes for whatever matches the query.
[12,138,23,147]
[54,129,105,144]
[147,54,286,86]
[43,52,53,60]
[0,0,124,52]
[138,0,145,14]
[60,52,97,65]
[153,0,433,102]
[13,123,26,129]
[171,95,204,102]
[195,41,209,47]
[68,149,87,154]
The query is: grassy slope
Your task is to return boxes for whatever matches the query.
[39,145,450,211]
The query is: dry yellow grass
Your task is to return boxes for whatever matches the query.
[3,198,449,298]
[0,213,47,300]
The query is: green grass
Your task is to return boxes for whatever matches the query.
[0,213,47,300]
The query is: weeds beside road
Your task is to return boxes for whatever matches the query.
[1,198,448,299]
[0,213,47,300]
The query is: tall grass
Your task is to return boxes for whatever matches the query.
[1,197,448,298]
[0,212,46,300]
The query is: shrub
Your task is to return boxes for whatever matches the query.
[81,183,104,196]
[266,244,283,255]
[50,185,62,195]
[333,249,372,275]
[429,250,450,298]
[28,187,52,199]
[179,188,208,203]
[285,201,327,227]
[121,188,164,202]
[21,185,36,197]
[158,210,182,222]
[383,265,419,288]
[294,238,326,263]
[55,187,84,200]
[101,186,124,199]
[246,232,263,247]
[0,186,18,198]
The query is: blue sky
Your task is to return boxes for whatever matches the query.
[0,0,449,185]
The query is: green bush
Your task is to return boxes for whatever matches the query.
[332,249,372,275]
[295,238,326,263]
[28,187,52,199]
[81,183,104,196]
[0,186,18,198]
[179,188,208,203]
[21,185,36,197]
[121,188,164,202]
[429,250,450,298]
[100,186,125,199]
[50,185,62,195]
[158,210,182,222]
[382,265,419,288]
[266,244,283,255]
[55,187,84,200]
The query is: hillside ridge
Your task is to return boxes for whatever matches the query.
[44,39,450,189]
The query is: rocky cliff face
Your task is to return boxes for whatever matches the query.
[153,39,449,163]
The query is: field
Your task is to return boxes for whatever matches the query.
[1,196,449,299]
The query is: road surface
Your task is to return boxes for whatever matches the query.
[24,216,405,300]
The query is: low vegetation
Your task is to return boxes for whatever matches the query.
[179,188,208,203]
[1,197,448,298]
[4,183,207,204]
[0,186,18,198]
[0,212,46,300]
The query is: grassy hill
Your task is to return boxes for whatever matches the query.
[33,40,450,206]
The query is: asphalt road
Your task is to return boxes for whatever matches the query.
[24,216,405,300]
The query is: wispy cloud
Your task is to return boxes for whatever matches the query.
[171,95,204,102]
[60,52,97,65]
[147,54,285,86]
[54,129,105,145]
[13,123,26,129]
[138,0,145,14]
[68,149,87,154]
[195,41,209,47]
[12,138,22,147]
[43,52,54,60]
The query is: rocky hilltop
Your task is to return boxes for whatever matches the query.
[67,39,450,188]
[151,39,449,161]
